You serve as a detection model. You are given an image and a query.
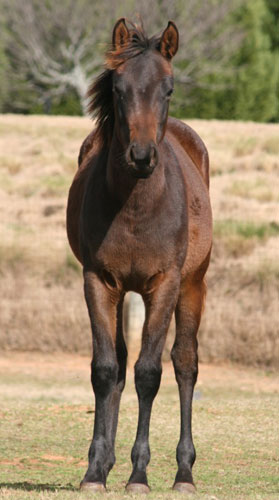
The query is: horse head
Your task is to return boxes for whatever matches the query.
[109,19,179,178]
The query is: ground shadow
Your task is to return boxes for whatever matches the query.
[0,482,76,492]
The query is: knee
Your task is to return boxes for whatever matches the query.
[131,440,150,467]
[134,358,162,400]
[91,358,118,397]
[171,345,198,384]
[177,439,196,468]
[116,346,127,392]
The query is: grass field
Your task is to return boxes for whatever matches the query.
[0,114,278,367]
[0,353,279,500]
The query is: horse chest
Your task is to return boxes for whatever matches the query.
[95,214,180,282]
[81,164,188,289]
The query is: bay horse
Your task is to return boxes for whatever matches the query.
[67,18,212,494]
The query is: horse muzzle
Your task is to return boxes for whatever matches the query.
[126,142,158,178]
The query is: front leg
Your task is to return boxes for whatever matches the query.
[80,270,122,492]
[171,278,206,494]
[105,298,127,472]
[126,270,180,493]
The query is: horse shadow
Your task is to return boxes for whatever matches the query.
[0,482,76,492]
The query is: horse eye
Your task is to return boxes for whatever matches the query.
[166,88,173,99]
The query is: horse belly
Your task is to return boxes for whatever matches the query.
[168,135,212,278]
[184,175,212,277]
[67,165,90,264]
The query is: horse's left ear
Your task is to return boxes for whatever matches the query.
[112,18,130,50]
[160,21,179,59]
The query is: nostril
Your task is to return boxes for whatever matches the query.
[130,145,136,162]
[151,146,159,165]
[127,143,158,167]
[126,143,136,164]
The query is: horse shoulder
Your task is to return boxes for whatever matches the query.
[67,128,101,264]
[78,128,98,168]
[167,117,209,188]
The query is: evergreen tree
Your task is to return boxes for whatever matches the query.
[264,0,279,121]
[0,8,10,112]
[231,0,279,121]
[264,0,279,51]
[175,0,279,122]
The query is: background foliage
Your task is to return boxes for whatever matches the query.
[0,0,278,121]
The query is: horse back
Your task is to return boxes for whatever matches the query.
[167,117,209,188]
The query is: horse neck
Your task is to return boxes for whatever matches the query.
[106,131,165,207]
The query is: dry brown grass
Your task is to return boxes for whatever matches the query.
[0,115,278,367]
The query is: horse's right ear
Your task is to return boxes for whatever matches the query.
[112,18,129,49]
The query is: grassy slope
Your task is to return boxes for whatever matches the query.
[0,354,279,500]
[0,115,279,366]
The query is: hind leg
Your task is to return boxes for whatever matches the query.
[171,277,206,493]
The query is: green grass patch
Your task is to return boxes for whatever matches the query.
[0,361,279,499]
[255,260,279,286]
[0,244,30,272]
[0,156,23,175]
[227,178,278,203]
[41,174,70,197]
[65,251,81,274]
[213,220,279,258]
[0,242,81,281]
[58,153,77,173]
[6,223,34,235]
[0,171,13,191]
[262,136,279,155]
[234,137,258,157]
[15,173,70,198]
[43,249,82,287]
[214,220,279,240]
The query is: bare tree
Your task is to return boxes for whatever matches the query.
[3,0,244,114]
[4,0,122,113]
[130,0,244,108]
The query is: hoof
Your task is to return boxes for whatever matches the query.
[125,483,150,494]
[173,482,196,494]
[80,481,106,492]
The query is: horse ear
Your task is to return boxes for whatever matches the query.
[160,21,179,59]
[112,18,130,49]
